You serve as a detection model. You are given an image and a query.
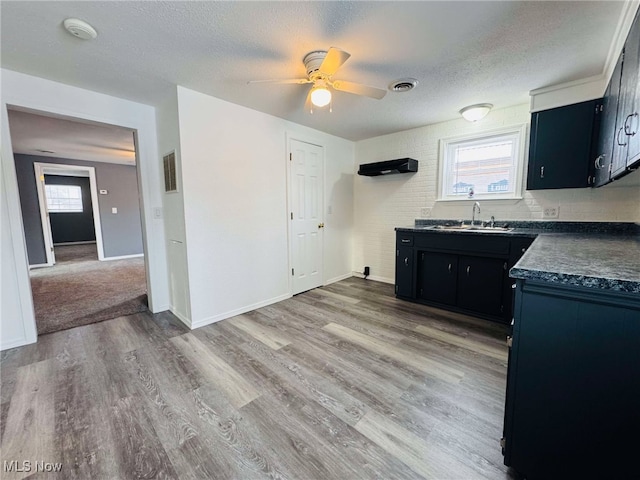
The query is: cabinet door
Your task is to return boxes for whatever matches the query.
[505,287,640,478]
[594,52,623,187]
[395,245,414,298]
[527,100,599,190]
[417,251,457,305]
[620,9,640,171]
[457,256,506,316]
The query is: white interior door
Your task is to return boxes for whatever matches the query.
[290,139,324,295]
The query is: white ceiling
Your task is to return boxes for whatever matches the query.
[8,109,136,165]
[0,1,626,141]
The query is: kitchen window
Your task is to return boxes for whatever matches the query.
[438,125,526,201]
[45,184,83,213]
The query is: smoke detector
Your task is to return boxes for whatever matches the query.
[389,78,418,92]
[63,18,97,40]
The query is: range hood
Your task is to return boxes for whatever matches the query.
[357,158,418,176]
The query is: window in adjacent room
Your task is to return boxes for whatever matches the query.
[45,184,83,213]
[439,125,526,200]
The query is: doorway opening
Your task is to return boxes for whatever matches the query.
[8,108,149,335]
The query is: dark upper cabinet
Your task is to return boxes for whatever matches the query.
[596,8,640,185]
[617,8,640,174]
[594,52,624,187]
[527,99,601,190]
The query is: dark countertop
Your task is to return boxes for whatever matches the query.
[397,221,640,294]
[511,233,640,294]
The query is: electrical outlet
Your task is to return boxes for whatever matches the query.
[543,206,559,219]
[420,207,432,218]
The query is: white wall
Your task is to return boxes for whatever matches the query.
[354,103,640,283]
[155,90,191,325]
[176,86,354,328]
[0,69,170,350]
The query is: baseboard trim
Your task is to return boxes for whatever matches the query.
[352,272,394,284]
[190,292,292,330]
[54,241,97,246]
[1,336,36,351]
[29,263,49,269]
[101,253,144,261]
[324,272,353,285]
[169,307,192,329]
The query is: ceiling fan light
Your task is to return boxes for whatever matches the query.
[460,103,493,122]
[311,87,332,107]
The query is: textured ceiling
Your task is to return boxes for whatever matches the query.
[8,109,136,165]
[1,1,625,141]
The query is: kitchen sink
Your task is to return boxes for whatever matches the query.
[425,225,514,233]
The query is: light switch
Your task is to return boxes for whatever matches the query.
[111,207,118,214]
[154,207,163,219]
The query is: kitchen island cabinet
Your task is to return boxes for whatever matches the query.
[503,233,640,479]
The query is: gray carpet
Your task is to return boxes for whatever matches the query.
[30,244,148,335]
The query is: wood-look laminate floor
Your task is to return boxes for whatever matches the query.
[1,278,521,479]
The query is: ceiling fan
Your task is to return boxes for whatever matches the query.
[248,47,386,112]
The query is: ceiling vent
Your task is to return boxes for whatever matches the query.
[63,18,98,40]
[389,78,418,92]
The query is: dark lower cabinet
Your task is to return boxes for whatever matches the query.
[395,245,414,298]
[503,280,640,479]
[457,256,506,317]
[396,230,533,323]
[418,252,457,305]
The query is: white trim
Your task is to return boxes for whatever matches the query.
[0,337,33,351]
[169,306,192,329]
[34,162,107,263]
[604,1,640,84]
[190,292,292,330]
[54,241,96,246]
[33,163,55,266]
[28,263,49,270]
[352,272,394,284]
[102,253,144,261]
[324,272,353,285]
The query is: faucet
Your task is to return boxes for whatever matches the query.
[471,201,481,226]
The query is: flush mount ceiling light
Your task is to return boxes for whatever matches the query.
[389,78,418,92]
[460,103,493,122]
[63,18,98,40]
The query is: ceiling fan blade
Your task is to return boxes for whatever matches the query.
[331,80,387,99]
[304,88,313,112]
[247,78,311,85]
[319,47,351,76]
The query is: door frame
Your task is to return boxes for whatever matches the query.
[286,134,325,295]
[33,162,105,266]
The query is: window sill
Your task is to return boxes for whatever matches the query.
[436,197,523,203]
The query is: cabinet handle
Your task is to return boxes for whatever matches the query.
[466,265,471,276]
[594,154,604,170]
[624,112,638,136]
[404,257,409,267]
[540,166,544,178]
[617,127,627,146]
[448,263,452,274]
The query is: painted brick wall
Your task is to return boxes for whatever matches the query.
[353,103,640,283]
